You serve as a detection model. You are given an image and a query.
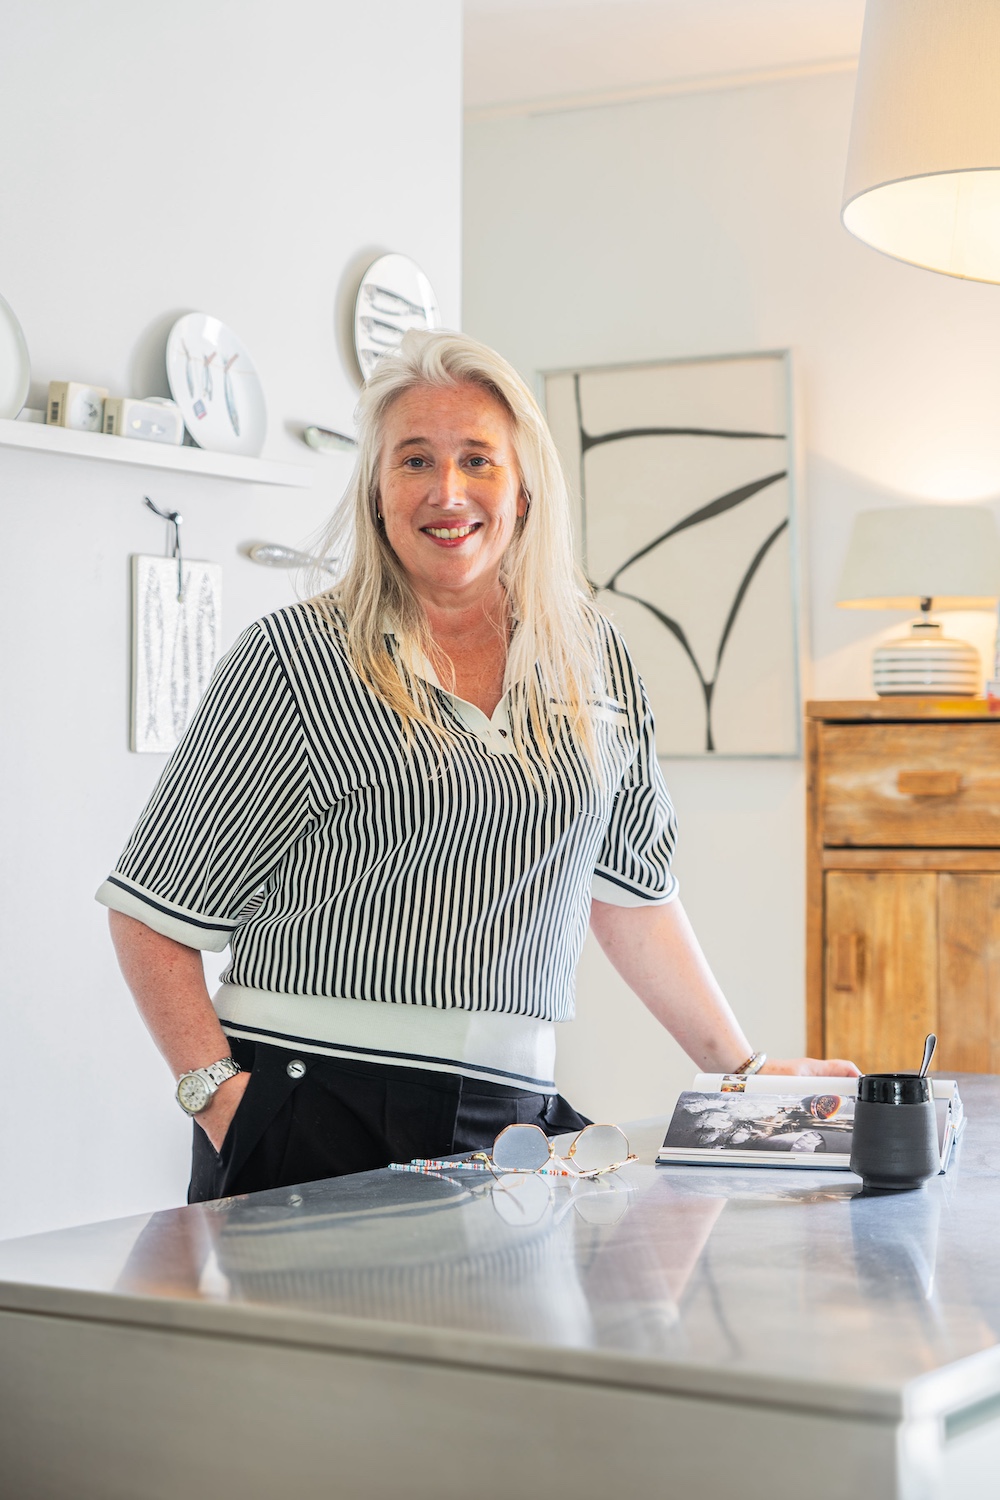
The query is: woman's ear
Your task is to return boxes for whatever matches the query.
[517,485,531,519]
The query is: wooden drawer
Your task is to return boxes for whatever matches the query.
[820,723,1000,847]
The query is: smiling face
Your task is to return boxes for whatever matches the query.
[376,381,526,612]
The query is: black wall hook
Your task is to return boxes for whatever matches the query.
[143,496,184,602]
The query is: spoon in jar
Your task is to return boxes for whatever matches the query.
[918,1033,937,1077]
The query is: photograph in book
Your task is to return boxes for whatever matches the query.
[663,1090,855,1157]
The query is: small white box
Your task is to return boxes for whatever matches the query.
[103,396,185,445]
[47,381,107,431]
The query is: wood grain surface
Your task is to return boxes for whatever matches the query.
[824,871,937,1073]
[938,874,1000,1076]
[806,699,1000,722]
[807,705,1000,1073]
[820,724,1000,847]
[821,848,1000,871]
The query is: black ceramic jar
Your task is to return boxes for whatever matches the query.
[849,1073,939,1191]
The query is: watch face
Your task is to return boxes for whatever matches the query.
[177,1072,211,1114]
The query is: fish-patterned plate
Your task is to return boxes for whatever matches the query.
[0,290,30,420]
[166,312,267,456]
[353,254,440,382]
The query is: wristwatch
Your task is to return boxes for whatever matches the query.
[175,1056,242,1116]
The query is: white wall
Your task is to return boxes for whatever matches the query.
[0,0,462,1240]
[464,73,1000,1122]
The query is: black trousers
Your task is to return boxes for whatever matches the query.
[189,1036,591,1204]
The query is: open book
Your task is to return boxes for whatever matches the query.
[657,1074,964,1171]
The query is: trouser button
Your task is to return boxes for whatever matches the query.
[286,1059,306,1079]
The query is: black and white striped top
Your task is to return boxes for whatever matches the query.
[97,602,677,1090]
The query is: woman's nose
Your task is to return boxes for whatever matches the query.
[431,460,466,506]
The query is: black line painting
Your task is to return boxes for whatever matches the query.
[546,355,799,756]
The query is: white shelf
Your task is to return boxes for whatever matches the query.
[0,417,314,488]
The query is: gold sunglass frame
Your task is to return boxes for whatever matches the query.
[472,1121,637,1182]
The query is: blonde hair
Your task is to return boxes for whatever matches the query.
[311,329,601,768]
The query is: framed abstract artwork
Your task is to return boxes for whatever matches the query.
[131,555,222,754]
[544,351,801,757]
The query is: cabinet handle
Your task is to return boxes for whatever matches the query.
[897,770,962,797]
[832,933,862,991]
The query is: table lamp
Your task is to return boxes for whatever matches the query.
[837,505,1000,696]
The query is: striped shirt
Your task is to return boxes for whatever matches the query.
[97,602,678,1090]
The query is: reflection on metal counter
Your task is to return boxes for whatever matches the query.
[1,1091,999,1499]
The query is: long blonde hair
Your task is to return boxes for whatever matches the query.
[311,329,601,768]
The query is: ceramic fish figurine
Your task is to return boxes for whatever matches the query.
[303,425,357,454]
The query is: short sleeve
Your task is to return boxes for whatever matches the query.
[591,675,679,909]
[96,622,314,950]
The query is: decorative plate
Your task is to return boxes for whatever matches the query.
[165,312,267,456]
[0,291,30,420]
[353,253,440,382]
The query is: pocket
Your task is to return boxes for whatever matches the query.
[214,1080,252,1162]
[542,1092,592,1135]
[214,1040,258,1162]
[215,1041,305,1191]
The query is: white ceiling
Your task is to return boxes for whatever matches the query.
[464,0,866,112]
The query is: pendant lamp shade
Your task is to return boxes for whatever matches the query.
[842,0,1000,282]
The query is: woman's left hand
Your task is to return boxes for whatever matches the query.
[761,1057,861,1077]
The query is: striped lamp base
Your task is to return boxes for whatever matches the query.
[873,621,981,697]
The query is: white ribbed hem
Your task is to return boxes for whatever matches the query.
[214,985,559,1092]
[96,876,234,952]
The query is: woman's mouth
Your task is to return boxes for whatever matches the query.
[421,522,481,542]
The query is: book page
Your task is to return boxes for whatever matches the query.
[661,1089,855,1163]
[692,1074,957,1100]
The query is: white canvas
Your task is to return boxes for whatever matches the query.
[544,353,800,757]
[131,555,222,754]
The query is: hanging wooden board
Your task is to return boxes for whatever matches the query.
[130,555,222,754]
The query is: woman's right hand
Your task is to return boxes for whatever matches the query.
[198,1070,251,1153]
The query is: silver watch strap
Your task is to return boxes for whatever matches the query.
[201,1057,241,1088]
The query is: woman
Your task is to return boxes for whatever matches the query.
[99,330,856,1203]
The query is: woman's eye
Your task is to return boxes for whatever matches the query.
[403,456,428,469]
[467,455,489,468]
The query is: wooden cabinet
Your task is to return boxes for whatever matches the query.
[806,701,1000,1074]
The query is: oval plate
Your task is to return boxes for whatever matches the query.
[166,312,267,456]
[353,253,440,382]
[0,291,30,420]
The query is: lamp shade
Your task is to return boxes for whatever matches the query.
[842,0,1000,282]
[837,505,1000,610]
